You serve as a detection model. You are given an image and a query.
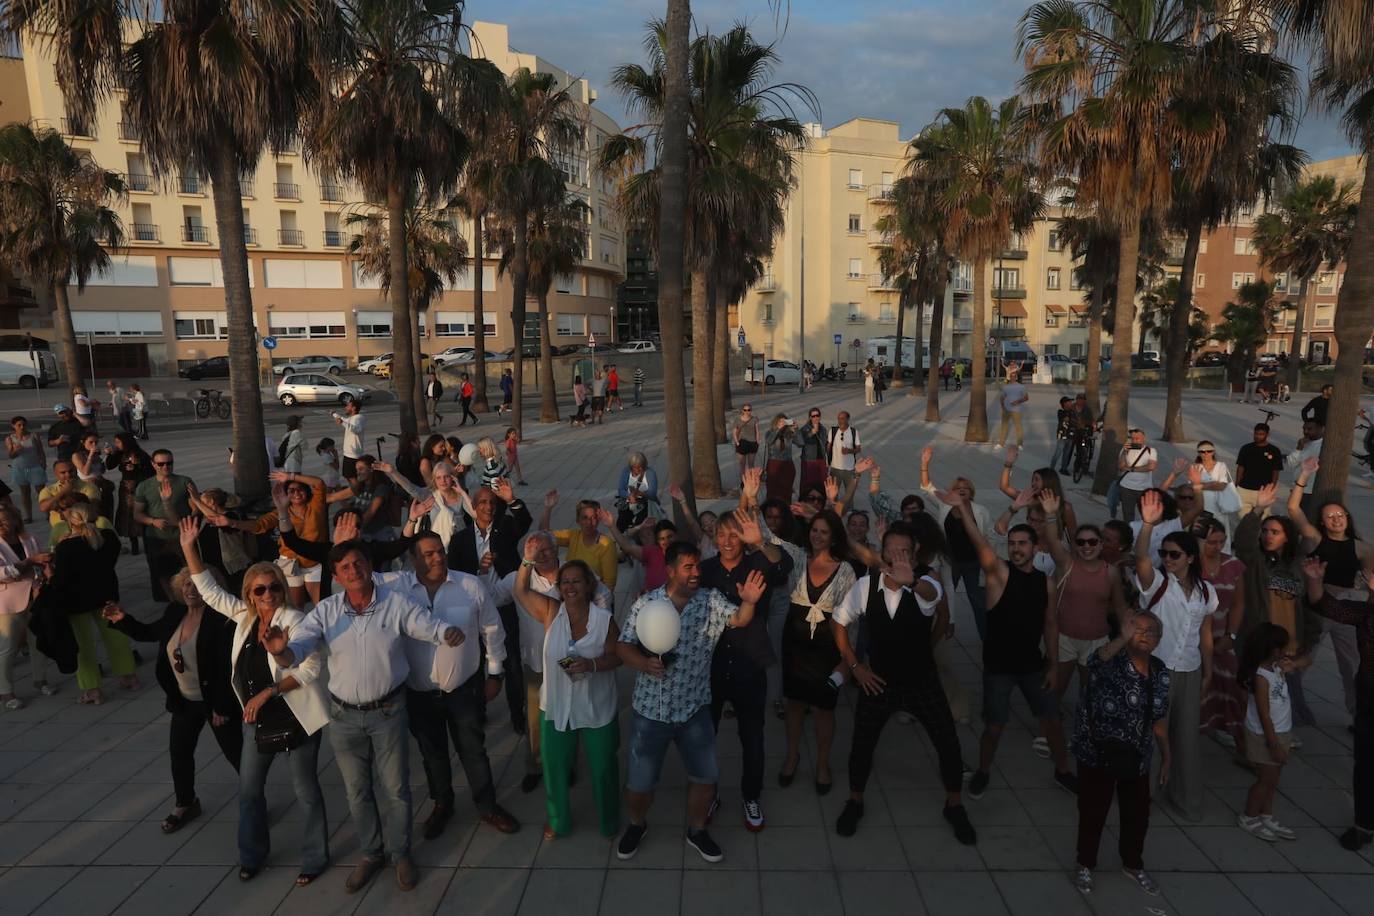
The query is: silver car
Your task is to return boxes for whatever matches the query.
[274,355,346,376]
[276,373,371,406]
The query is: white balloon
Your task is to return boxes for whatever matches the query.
[458,443,481,468]
[635,599,681,654]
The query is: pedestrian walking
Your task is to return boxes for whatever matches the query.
[457,373,479,426]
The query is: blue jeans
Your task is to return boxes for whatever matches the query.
[238,726,328,873]
[954,560,988,641]
[328,695,412,861]
[626,706,719,793]
[1050,438,1072,472]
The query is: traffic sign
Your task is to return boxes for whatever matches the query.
[262,335,278,350]
[737,328,746,348]
[833,333,842,345]
[987,336,995,348]
[588,331,597,348]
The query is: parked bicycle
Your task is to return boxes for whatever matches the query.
[194,388,231,420]
[1070,420,1102,484]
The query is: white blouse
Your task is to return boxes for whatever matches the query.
[540,604,617,732]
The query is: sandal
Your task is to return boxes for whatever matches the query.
[295,871,323,887]
[238,866,259,882]
[78,690,104,705]
[161,799,202,834]
[119,675,142,691]
[543,824,557,840]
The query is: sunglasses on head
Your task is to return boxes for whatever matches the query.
[252,582,285,597]
[1075,537,1100,547]
[173,647,186,674]
[1158,548,1186,560]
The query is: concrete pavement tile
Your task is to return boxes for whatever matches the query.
[0,750,44,782]
[680,869,759,916]
[759,870,842,916]
[19,819,135,866]
[0,865,80,914]
[188,865,297,915]
[598,869,683,916]
[0,821,69,866]
[759,785,824,826]
[1079,870,1172,914]
[1233,873,1349,916]
[84,782,174,822]
[111,864,230,915]
[1183,825,1297,872]
[827,824,910,870]
[990,871,1094,915]
[461,817,543,868]
[533,831,613,869]
[10,781,116,822]
[836,870,926,916]
[914,871,1009,915]
[0,783,51,822]
[92,816,208,866]
[1273,828,1374,873]
[1155,872,1254,915]
[410,821,476,868]
[1313,874,1374,915]
[819,787,893,827]
[165,819,239,866]
[68,749,165,783]
[275,864,365,915]
[898,827,986,871]
[30,864,155,916]
[516,867,605,916]
[1009,788,1078,827]
[753,824,831,870]
[438,866,529,916]
[1,723,85,753]
[1277,786,1357,829]
[1033,825,1079,870]
[975,826,1063,871]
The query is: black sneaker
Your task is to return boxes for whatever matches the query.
[835,800,865,837]
[1054,770,1080,795]
[1340,826,1373,851]
[967,770,991,799]
[616,822,647,860]
[944,804,977,845]
[520,772,542,794]
[686,828,723,863]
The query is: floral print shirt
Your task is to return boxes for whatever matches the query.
[621,586,738,723]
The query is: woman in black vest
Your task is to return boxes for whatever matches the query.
[830,522,975,845]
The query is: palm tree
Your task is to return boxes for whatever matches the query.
[308,0,497,441]
[1252,175,1356,389]
[1019,0,1232,493]
[712,237,770,439]
[488,68,582,440]
[876,173,951,400]
[454,153,501,412]
[0,124,125,386]
[2,2,318,499]
[494,193,589,423]
[909,96,1043,442]
[1210,280,1278,385]
[1160,32,1305,440]
[1058,211,1117,414]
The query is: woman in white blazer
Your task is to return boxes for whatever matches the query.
[180,519,330,886]
[0,507,52,707]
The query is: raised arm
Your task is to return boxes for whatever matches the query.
[919,446,934,490]
[539,489,559,531]
[936,489,1003,579]
[373,460,428,502]
[1039,491,1071,570]
[998,445,1021,499]
[180,517,250,620]
[1135,490,1164,593]
[1287,458,1322,545]
[513,544,560,626]
[600,508,645,560]
[669,482,705,540]
[994,487,1037,537]
[722,570,766,629]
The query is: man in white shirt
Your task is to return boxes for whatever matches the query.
[1116,427,1158,523]
[265,540,462,895]
[492,530,612,793]
[378,532,518,841]
[828,411,861,490]
[1285,418,1324,517]
[996,373,1028,448]
[333,399,366,481]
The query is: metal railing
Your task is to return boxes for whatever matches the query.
[132,222,159,242]
[319,183,343,202]
[273,181,300,199]
[61,117,94,137]
[243,226,258,245]
[182,224,210,243]
[118,121,140,141]
[322,229,345,247]
[756,274,776,292]
[178,174,204,195]
[278,228,304,246]
[867,229,894,246]
[867,183,894,201]
[867,273,898,290]
[126,172,154,192]
[992,285,1027,298]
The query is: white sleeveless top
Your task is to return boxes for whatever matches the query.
[540,604,617,731]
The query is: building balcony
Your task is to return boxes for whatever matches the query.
[992,325,1027,338]
[278,228,304,246]
[61,117,95,138]
[118,121,140,142]
[131,222,159,243]
[182,224,211,244]
[867,273,898,291]
[126,172,155,193]
[951,276,973,296]
[274,182,301,200]
[999,248,1028,260]
[177,174,205,195]
[992,286,1027,299]
[323,229,347,248]
[867,183,894,202]
[243,226,258,246]
[950,316,973,332]
[320,183,344,203]
[755,274,776,292]
[867,229,894,247]
[847,312,867,323]
[238,174,256,197]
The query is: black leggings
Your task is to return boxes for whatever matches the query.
[169,700,243,806]
[848,673,964,794]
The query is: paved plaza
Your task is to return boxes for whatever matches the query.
[0,379,1371,915]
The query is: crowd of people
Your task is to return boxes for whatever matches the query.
[0,377,1369,900]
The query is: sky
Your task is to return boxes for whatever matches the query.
[469,0,1360,163]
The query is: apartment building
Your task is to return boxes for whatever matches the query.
[0,20,624,377]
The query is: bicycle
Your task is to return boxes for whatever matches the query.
[1354,422,1374,476]
[194,388,231,420]
[1070,422,1100,484]
[1258,407,1280,425]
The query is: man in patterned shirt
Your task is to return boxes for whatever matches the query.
[615,542,766,863]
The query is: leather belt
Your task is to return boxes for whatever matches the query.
[330,683,403,712]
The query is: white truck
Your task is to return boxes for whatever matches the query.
[0,346,58,388]
[866,335,931,374]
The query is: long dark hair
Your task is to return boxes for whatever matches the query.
[808,509,850,561]
[1238,622,1290,691]
[1161,530,1206,599]
[1032,467,1065,500]
[1260,514,1299,564]
[1316,501,1360,541]
[905,512,948,568]
[422,434,447,462]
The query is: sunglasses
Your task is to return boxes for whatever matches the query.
[1197,449,1215,455]
[1075,537,1100,547]
[173,647,186,674]
[154,460,173,467]
[806,495,825,504]
[252,582,285,596]
[1158,548,1186,560]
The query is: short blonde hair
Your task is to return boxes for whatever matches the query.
[239,561,291,615]
[171,564,225,602]
[953,476,976,498]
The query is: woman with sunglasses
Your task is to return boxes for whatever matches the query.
[1192,442,1237,541]
[106,433,153,555]
[179,517,332,886]
[732,404,761,486]
[1135,490,1216,822]
[1194,517,1247,753]
[999,446,1078,542]
[104,566,241,835]
[764,413,797,503]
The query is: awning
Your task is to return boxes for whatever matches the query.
[999,302,1028,318]
[1045,304,1067,314]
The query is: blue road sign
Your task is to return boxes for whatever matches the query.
[833,333,843,345]
[262,335,278,350]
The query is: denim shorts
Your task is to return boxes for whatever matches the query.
[982,670,1056,725]
[626,706,719,792]
[9,465,44,488]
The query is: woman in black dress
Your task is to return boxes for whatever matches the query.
[779,509,857,793]
[107,433,152,555]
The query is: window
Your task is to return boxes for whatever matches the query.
[1069,271,1083,291]
[1271,272,1287,292]
[269,311,344,339]
[1198,238,1208,254]
[73,311,163,337]
[1069,343,1084,358]
[554,273,579,295]
[1318,272,1337,295]
[1196,273,1205,289]
[355,310,392,338]
[761,301,773,323]
[847,302,863,320]
[993,267,1020,290]
[880,171,893,188]
[1044,313,1059,327]
[173,311,227,339]
[433,311,495,336]
[1047,230,1063,252]
[555,313,585,336]
[847,258,862,279]
[1234,237,1256,256]
[264,259,342,288]
[168,257,253,288]
[1067,311,1086,328]
[1046,268,1061,290]
[1043,344,1059,355]
[847,168,863,189]
[847,214,861,233]
[1231,272,1256,289]
[879,302,895,321]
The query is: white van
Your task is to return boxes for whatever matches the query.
[0,348,57,388]
[866,336,930,372]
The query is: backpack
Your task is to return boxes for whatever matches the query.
[274,437,292,469]
[828,425,858,458]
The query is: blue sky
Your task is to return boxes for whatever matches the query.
[471,0,1358,162]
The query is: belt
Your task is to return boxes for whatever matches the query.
[330,683,404,712]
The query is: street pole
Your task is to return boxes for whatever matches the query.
[797,167,806,394]
[85,331,96,394]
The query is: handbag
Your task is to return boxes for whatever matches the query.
[255,717,308,754]
[1217,481,1242,514]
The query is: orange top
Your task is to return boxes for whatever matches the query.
[249,481,329,567]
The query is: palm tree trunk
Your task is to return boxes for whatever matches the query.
[1162,218,1202,441]
[207,149,268,500]
[412,305,428,435]
[509,207,530,440]
[909,280,925,397]
[1085,276,1106,417]
[705,279,722,443]
[890,285,908,389]
[691,267,722,496]
[1315,157,1374,499]
[386,182,418,442]
[965,255,990,441]
[537,290,559,422]
[657,0,694,512]
[924,277,946,418]
[1287,273,1311,391]
[50,281,83,388]
[471,210,490,412]
[712,290,730,442]
[1093,214,1142,497]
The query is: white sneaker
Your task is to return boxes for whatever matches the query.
[1032,737,1051,759]
[3,697,22,710]
[36,683,57,697]
[743,799,765,833]
[1072,865,1093,894]
[1288,734,1303,750]
[1238,814,1278,841]
[1261,816,1297,840]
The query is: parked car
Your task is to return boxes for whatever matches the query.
[440,349,501,366]
[276,373,371,406]
[552,344,582,356]
[274,355,345,376]
[1041,353,1075,368]
[1193,351,1228,367]
[1131,354,1161,370]
[578,343,617,356]
[744,359,802,385]
[617,339,658,354]
[179,356,230,380]
[497,344,542,361]
[373,353,430,379]
[358,353,392,374]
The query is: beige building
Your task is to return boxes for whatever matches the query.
[1,20,624,377]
